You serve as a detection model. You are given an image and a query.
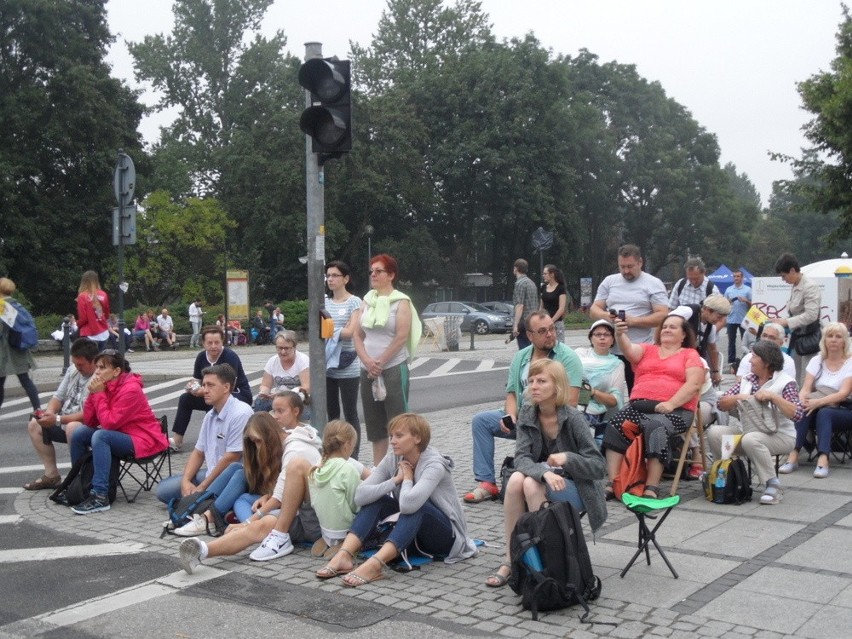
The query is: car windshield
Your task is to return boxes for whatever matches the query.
[466,303,491,312]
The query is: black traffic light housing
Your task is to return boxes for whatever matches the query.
[298,58,352,158]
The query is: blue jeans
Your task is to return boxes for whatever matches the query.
[546,479,586,512]
[70,426,135,496]
[234,491,262,521]
[795,407,852,454]
[155,462,244,509]
[471,409,516,484]
[350,495,455,557]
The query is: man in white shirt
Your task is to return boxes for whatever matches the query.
[736,323,797,380]
[157,308,177,349]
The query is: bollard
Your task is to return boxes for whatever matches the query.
[469,328,475,351]
[61,316,71,375]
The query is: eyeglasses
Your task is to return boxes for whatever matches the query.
[368,269,388,275]
[325,273,344,279]
[591,332,612,338]
[276,346,295,352]
[531,326,557,336]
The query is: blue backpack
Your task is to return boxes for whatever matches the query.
[6,299,39,350]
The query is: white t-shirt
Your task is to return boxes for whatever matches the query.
[264,351,310,392]
[594,271,668,352]
[157,314,174,333]
[806,355,852,391]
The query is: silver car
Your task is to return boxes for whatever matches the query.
[420,301,513,335]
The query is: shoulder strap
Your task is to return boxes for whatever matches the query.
[706,280,714,297]
[676,278,686,296]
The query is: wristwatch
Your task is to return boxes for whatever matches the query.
[55,414,62,427]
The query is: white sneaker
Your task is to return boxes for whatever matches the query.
[179,538,203,574]
[174,514,208,537]
[249,531,293,561]
[168,437,183,453]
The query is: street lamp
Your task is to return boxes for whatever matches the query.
[365,224,374,267]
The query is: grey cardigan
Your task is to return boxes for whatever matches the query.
[514,403,608,533]
[355,446,478,564]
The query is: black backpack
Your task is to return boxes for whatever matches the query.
[703,458,753,505]
[49,451,119,506]
[508,501,601,621]
[160,490,223,538]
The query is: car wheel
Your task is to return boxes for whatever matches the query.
[474,320,489,335]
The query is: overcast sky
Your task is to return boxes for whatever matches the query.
[105,0,845,207]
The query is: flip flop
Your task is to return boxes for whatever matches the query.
[315,565,352,580]
[341,556,387,588]
[23,474,61,491]
[485,562,512,588]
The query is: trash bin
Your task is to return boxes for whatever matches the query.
[445,316,461,352]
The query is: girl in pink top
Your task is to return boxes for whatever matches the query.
[603,312,704,499]
[76,271,111,349]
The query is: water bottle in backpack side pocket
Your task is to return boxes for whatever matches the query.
[515,532,544,571]
[713,467,727,504]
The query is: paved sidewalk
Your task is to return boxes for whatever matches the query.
[11,331,852,636]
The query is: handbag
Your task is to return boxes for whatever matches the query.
[736,396,781,434]
[790,320,821,356]
[630,399,660,414]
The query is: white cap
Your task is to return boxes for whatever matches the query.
[588,319,615,340]
[668,305,694,321]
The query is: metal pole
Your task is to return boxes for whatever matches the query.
[116,151,126,356]
[61,316,71,375]
[304,41,327,431]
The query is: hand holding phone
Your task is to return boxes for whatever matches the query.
[501,414,515,431]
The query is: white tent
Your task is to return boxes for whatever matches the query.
[802,252,852,278]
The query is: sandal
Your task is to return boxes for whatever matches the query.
[316,547,356,580]
[485,562,512,588]
[604,482,615,501]
[342,555,387,587]
[642,485,660,499]
[463,482,498,503]
[23,474,61,491]
[760,484,783,505]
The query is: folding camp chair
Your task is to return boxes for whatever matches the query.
[620,393,706,580]
[117,416,171,503]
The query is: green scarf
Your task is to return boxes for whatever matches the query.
[362,289,422,358]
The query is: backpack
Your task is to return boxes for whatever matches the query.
[508,501,601,621]
[49,451,119,506]
[612,427,646,500]
[703,458,752,505]
[5,299,39,350]
[497,455,515,503]
[160,490,222,538]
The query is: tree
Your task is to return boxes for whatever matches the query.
[784,6,852,241]
[116,190,236,306]
[0,0,144,312]
[129,0,308,302]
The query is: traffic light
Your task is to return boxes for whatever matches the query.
[298,58,352,156]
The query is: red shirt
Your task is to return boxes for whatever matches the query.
[76,290,111,337]
[630,344,702,412]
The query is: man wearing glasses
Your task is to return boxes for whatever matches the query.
[464,311,583,503]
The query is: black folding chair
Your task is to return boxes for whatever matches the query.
[117,416,171,503]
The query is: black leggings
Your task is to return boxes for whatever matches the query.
[0,373,41,411]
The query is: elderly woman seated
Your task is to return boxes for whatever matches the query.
[603,311,704,499]
[708,340,803,505]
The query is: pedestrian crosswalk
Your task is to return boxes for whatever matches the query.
[0,356,507,423]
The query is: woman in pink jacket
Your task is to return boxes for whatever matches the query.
[76,271,111,350]
[69,351,167,514]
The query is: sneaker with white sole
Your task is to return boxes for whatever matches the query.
[71,492,110,515]
[813,465,829,478]
[174,514,209,537]
[778,461,798,474]
[249,531,293,561]
[179,538,203,574]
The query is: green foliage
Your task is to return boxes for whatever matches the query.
[782,7,852,241]
[116,190,236,307]
[0,0,145,313]
[280,300,308,332]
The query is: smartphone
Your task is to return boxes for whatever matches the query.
[31,409,45,420]
[618,310,626,321]
[608,308,617,318]
[501,414,515,431]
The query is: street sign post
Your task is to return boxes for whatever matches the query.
[113,150,136,355]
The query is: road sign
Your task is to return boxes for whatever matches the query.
[113,153,136,207]
[531,227,554,251]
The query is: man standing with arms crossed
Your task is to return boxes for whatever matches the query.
[590,244,669,392]
[724,270,751,371]
[511,259,539,350]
